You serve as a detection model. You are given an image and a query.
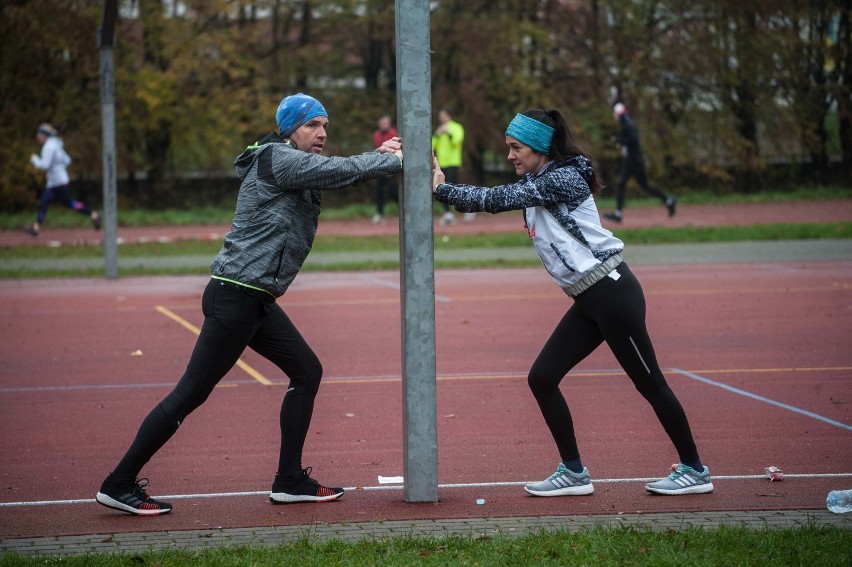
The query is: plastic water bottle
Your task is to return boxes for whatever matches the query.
[826,489,852,513]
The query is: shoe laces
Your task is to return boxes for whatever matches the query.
[300,467,320,487]
[548,464,569,480]
[667,464,695,481]
[132,478,152,498]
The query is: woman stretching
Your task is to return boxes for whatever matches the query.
[431,108,713,497]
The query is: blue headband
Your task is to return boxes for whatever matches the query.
[275,93,328,137]
[505,114,554,155]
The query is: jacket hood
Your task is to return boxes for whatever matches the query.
[45,136,64,149]
[234,132,287,180]
[557,155,594,184]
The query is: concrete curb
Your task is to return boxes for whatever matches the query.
[1,510,848,557]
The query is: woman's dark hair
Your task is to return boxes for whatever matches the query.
[521,109,602,195]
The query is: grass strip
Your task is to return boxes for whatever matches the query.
[1,524,848,566]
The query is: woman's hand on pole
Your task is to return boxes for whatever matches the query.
[431,154,445,193]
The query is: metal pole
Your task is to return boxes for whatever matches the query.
[99,0,118,279]
[395,0,437,502]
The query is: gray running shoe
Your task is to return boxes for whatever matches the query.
[524,464,594,497]
[645,464,714,495]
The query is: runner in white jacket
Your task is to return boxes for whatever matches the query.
[432,108,713,498]
[27,123,99,236]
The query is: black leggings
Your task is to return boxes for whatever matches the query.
[527,263,700,467]
[374,175,398,215]
[615,159,667,210]
[110,279,322,484]
[36,184,92,224]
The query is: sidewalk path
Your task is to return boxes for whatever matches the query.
[3,240,852,273]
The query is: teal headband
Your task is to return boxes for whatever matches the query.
[505,114,554,155]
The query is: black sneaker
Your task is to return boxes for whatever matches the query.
[23,224,38,237]
[270,467,344,503]
[96,476,172,516]
[666,197,677,217]
[603,211,622,223]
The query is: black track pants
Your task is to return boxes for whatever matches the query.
[527,263,700,466]
[110,279,322,484]
[615,159,667,210]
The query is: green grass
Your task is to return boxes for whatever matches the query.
[3,202,398,230]
[1,524,849,566]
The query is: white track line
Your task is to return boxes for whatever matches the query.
[3,473,851,508]
[673,368,852,431]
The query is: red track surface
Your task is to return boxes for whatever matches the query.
[1,255,851,538]
[1,200,851,539]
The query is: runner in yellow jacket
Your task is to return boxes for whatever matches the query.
[432,109,470,224]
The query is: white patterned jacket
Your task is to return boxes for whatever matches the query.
[435,156,624,296]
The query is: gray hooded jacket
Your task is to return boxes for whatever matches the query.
[211,132,402,297]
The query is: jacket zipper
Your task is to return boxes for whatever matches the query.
[274,248,284,282]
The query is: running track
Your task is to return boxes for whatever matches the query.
[0,259,850,539]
